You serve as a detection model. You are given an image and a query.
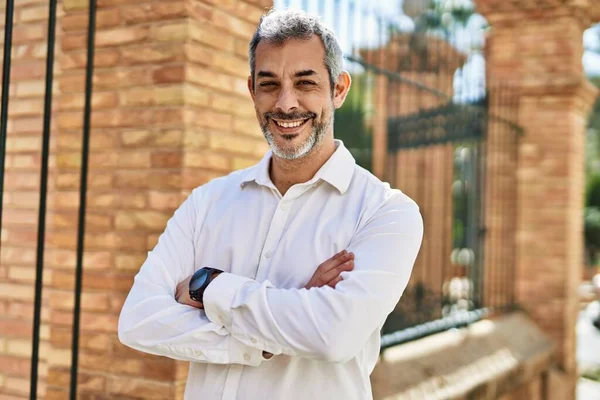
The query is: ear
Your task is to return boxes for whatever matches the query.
[332,71,351,109]
[247,75,256,101]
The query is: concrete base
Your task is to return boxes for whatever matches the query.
[371,312,556,400]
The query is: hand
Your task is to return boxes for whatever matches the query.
[175,274,204,309]
[304,250,354,289]
[175,270,223,309]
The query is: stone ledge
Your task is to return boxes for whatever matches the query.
[372,312,555,400]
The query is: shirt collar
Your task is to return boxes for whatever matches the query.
[240,139,356,194]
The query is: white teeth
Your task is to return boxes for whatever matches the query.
[276,120,305,128]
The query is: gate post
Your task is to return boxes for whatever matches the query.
[475,1,599,397]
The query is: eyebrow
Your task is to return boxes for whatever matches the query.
[256,69,318,79]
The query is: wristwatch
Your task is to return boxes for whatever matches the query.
[189,267,223,303]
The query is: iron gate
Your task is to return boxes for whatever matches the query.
[276,0,523,347]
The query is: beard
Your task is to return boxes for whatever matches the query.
[260,110,333,160]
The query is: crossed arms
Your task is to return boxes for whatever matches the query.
[118,188,423,365]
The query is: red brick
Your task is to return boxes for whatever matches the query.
[114,210,172,231]
[95,26,150,48]
[0,318,33,338]
[187,1,214,21]
[184,151,231,171]
[151,151,183,168]
[109,357,175,381]
[107,376,172,399]
[61,33,87,51]
[115,171,182,190]
[62,9,121,31]
[152,65,185,84]
[0,355,31,378]
[61,49,121,70]
[121,44,185,66]
[115,253,147,272]
[12,25,45,44]
[120,3,186,24]
[19,5,49,22]
[148,191,186,211]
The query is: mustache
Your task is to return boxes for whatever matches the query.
[264,111,317,121]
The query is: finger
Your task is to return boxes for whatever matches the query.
[319,251,353,275]
[319,259,354,286]
[327,275,343,288]
[316,250,346,273]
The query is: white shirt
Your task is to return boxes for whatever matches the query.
[118,140,423,400]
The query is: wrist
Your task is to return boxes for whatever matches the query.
[209,271,222,282]
[189,267,223,304]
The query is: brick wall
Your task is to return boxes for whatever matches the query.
[0,0,271,398]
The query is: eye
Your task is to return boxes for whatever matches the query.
[298,80,315,86]
[260,81,277,87]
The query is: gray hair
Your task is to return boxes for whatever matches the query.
[249,9,344,94]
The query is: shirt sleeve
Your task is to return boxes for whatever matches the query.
[202,193,423,364]
[117,188,265,366]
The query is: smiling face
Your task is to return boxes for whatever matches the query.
[249,36,346,161]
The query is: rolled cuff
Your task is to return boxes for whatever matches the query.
[203,273,253,331]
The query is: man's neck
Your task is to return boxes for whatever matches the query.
[269,138,336,196]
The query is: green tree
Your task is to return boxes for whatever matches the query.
[334,73,373,171]
[584,76,600,266]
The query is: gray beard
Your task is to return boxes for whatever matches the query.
[261,115,333,160]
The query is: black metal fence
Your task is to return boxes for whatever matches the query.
[276,0,522,348]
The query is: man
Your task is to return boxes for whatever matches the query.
[118,8,423,400]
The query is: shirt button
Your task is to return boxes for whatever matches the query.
[265,251,272,258]
[280,203,287,211]
[244,353,251,361]
[218,314,225,323]
[250,337,257,344]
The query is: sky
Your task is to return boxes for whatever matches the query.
[584,25,600,77]
[274,0,600,84]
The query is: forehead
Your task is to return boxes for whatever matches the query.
[254,36,327,76]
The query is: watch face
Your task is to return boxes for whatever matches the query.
[190,269,210,292]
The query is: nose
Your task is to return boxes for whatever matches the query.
[274,85,299,113]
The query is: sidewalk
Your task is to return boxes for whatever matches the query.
[577,303,600,399]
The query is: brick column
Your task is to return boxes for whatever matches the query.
[0,0,272,399]
[372,75,388,179]
[475,1,599,397]
[482,84,519,309]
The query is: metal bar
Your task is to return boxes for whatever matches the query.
[390,20,400,187]
[70,0,97,398]
[380,308,489,350]
[0,0,15,256]
[345,55,450,99]
[496,86,508,306]
[475,122,488,309]
[511,89,519,307]
[30,0,58,398]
